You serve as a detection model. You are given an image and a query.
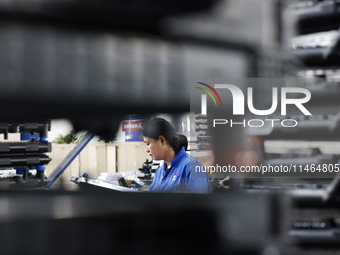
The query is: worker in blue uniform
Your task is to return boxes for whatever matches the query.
[143,118,211,193]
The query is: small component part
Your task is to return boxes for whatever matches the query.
[70,176,79,183]
[118,177,129,187]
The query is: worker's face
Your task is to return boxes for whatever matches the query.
[143,136,165,160]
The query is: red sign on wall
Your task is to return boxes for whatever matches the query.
[122,120,143,132]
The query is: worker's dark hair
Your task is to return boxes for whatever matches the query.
[143,118,187,154]
[178,134,188,151]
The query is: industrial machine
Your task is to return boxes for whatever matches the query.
[0,121,52,189]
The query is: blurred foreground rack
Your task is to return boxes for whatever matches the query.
[0,190,283,255]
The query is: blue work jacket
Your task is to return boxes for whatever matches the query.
[149,147,211,193]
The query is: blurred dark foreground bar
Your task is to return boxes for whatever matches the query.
[0,190,282,255]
